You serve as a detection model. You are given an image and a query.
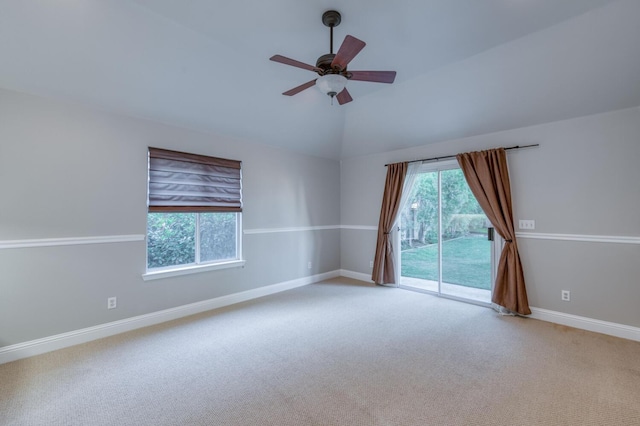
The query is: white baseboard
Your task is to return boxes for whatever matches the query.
[4,271,637,365]
[529,307,640,342]
[0,270,341,365]
[338,269,640,342]
[339,269,373,283]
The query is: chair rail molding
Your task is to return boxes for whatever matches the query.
[243,225,340,234]
[0,234,145,250]
[516,232,640,244]
[340,225,378,231]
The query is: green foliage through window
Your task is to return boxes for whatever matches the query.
[199,213,237,262]
[147,212,237,269]
[401,169,486,249]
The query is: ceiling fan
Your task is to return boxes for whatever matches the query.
[270,10,396,105]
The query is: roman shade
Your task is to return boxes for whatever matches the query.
[148,148,242,213]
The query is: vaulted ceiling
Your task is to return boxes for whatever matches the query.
[1,0,638,159]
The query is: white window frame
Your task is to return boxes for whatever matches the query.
[142,211,244,281]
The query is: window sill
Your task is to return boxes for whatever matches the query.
[142,259,246,281]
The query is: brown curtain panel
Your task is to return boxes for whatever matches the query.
[372,162,408,285]
[456,149,531,315]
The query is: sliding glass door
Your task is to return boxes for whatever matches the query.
[398,161,495,305]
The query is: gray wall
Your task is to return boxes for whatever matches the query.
[0,88,341,347]
[2,86,638,350]
[340,106,640,328]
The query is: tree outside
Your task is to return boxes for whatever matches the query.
[147,213,196,268]
[199,213,237,262]
[401,169,486,249]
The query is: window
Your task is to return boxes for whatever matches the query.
[146,212,239,269]
[145,148,243,277]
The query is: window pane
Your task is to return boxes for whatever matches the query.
[199,212,237,262]
[147,213,196,269]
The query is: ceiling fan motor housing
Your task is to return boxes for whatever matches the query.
[316,54,351,78]
[316,53,335,71]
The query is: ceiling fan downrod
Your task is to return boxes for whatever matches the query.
[322,10,341,55]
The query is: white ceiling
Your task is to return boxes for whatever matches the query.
[1,0,638,159]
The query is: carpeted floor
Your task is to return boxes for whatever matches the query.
[1,278,639,425]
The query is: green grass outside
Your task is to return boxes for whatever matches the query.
[401,235,491,289]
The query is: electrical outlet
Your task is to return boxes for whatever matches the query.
[369,260,374,268]
[307,261,312,270]
[561,290,570,302]
[519,219,535,230]
[107,297,117,309]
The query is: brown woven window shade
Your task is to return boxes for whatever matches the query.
[148,148,242,213]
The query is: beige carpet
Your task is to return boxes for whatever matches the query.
[1,278,639,425]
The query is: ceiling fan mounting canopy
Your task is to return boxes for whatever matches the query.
[269,10,396,105]
[322,10,341,28]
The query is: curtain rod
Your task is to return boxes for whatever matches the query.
[384,144,539,167]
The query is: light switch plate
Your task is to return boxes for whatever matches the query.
[519,220,535,230]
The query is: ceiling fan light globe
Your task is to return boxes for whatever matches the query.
[316,74,347,97]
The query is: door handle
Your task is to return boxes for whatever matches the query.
[487,227,494,241]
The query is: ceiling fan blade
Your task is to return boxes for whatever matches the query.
[283,79,317,96]
[331,35,366,70]
[349,71,397,84]
[270,55,319,72]
[336,88,353,105]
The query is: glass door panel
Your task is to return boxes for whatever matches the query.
[400,171,439,293]
[440,169,491,303]
[400,165,492,304]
